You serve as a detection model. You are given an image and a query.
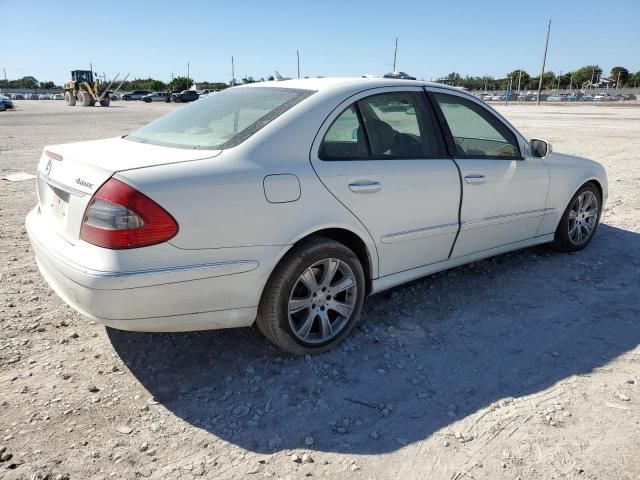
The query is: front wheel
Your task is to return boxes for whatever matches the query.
[551,183,602,252]
[78,91,92,106]
[256,238,366,355]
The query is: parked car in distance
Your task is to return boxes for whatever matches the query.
[51,93,64,100]
[122,90,152,101]
[142,92,171,103]
[383,71,417,80]
[547,94,566,102]
[172,90,199,103]
[622,93,637,101]
[26,78,608,354]
[11,93,25,100]
[27,93,40,100]
[0,95,14,110]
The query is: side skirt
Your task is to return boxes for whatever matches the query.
[370,233,554,294]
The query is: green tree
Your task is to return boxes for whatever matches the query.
[529,71,556,90]
[570,65,602,88]
[628,71,640,88]
[610,66,629,86]
[505,70,530,90]
[168,76,192,91]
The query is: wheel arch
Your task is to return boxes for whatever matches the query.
[265,226,377,297]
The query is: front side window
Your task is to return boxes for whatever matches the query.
[319,91,447,160]
[433,92,521,159]
[128,87,313,149]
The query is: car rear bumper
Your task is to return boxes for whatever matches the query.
[25,208,279,332]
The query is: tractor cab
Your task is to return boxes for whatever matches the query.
[72,70,94,84]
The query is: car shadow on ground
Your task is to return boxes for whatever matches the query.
[108,224,640,455]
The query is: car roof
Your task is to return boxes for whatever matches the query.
[236,77,464,95]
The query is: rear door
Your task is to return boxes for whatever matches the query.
[429,88,549,257]
[310,87,461,277]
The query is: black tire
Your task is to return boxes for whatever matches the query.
[551,182,602,252]
[64,91,76,106]
[100,98,110,107]
[256,237,366,355]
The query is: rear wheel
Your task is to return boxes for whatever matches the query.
[64,91,76,106]
[551,183,601,252]
[99,97,110,107]
[256,237,365,355]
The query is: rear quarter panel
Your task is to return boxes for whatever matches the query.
[116,92,380,275]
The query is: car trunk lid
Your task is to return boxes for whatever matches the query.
[35,137,220,245]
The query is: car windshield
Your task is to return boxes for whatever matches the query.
[128,87,314,149]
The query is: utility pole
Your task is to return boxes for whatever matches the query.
[517,70,522,92]
[2,68,6,82]
[484,76,488,92]
[297,50,300,79]
[231,56,235,86]
[616,70,621,90]
[392,37,398,72]
[590,67,595,92]
[569,74,573,92]
[187,62,190,89]
[557,70,562,92]
[537,20,551,106]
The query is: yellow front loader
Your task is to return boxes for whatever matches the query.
[63,70,111,107]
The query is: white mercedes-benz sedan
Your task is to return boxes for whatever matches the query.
[26,78,607,354]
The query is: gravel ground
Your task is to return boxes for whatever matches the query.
[1,100,639,480]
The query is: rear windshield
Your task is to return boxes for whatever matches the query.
[127,87,314,150]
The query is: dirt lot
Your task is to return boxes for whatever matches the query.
[1,100,639,480]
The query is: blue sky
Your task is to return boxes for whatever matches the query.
[2,0,639,85]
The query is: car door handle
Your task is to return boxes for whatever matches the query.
[348,181,382,193]
[464,174,486,185]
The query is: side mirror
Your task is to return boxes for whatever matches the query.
[530,139,552,158]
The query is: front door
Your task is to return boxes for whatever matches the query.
[430,90,549,258]
[310,87,461,277]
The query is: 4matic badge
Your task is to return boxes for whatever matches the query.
[76,178,94,189]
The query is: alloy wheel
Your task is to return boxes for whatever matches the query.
[288,258,357,344]
[568,190,599,245]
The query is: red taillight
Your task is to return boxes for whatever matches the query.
[45,150,63,161]
[80,178,178,249]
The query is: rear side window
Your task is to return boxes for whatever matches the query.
[433,93,521,159]
[320,91,447,160]
[318,106,368,159]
